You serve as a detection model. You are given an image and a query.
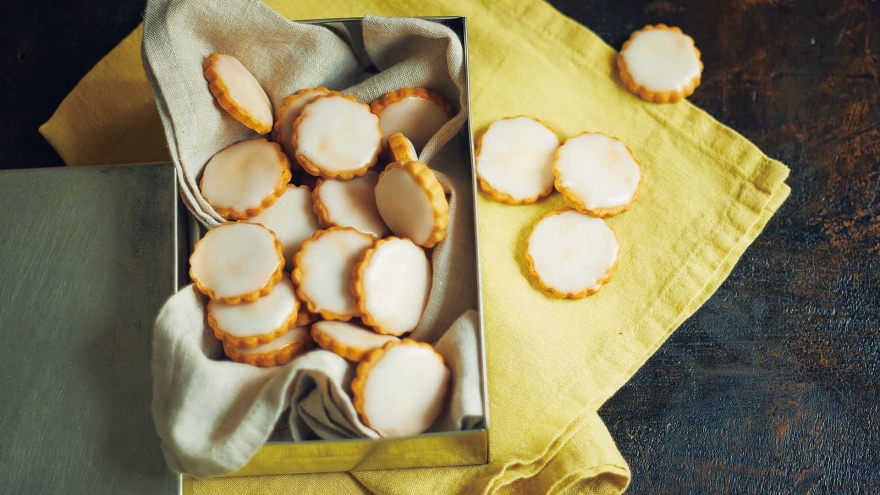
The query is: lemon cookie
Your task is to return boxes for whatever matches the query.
[311,320,399,361]
[292,94,382,180]
[223,326,312,367]
[352,339,450,437]
[249,185,321,264]
[207,277,299,348]
[274,87,331,160]
[352,237,432,336]
[203,52,273,134]
[617,25,703,103]
[200,138,292,220]
[291,227,373,321]
[553,133,642,217]
[312,171,389,238]
[370,88,453,153]
[475,117,559,205]
[189,222,285,305]
[525,209,619,299]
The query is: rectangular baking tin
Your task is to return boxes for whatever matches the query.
[182,16,488,483]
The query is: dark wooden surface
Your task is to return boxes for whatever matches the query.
[2,0,878,493]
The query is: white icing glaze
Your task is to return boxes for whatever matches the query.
[249,185,321,263]
[212,54,273,130]
[276,89,329,159]
[377,96,450,152]
[374,167,436,245]
[477,117,559,201]
[621,29,701,92]
[312,320,398,352]
[554,134,641,210]
[190,223,283,299]
[231,326,310,355]
[208,278,298,337]
[296,229,373,318]
[360,239,431,336]
[295,96,382,174]
[528,211,618,294]
[315,172,389,238]
[201,138,287,214]
[361,343,449,437]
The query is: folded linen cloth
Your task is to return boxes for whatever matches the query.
[40,0,791,492]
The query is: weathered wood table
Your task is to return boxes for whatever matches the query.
[2,1,877,492]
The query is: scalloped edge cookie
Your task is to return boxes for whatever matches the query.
[617,24,703,103]
[203,52,273,134]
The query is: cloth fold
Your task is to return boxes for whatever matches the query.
[40,0,791,493]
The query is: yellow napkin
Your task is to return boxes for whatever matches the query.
[40,0,790,493]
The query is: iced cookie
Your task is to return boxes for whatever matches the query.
[203,52,273,134]
[223,326,312,367]
[617,25,703,103]
[207,277,299,348]
[274,87,331,160]
[189,222,285,305]
[249,185,321,264]
[311,320,399,361]
[292,94,382,180]
[292,227,373,321]
[375,136,449,248]
[200,138,292,220]
[475,117,560,205]
[553,133,642,217]
[525,209,619,299]
[352,339,450,437]
[312,171,389,238]
[353,237,432,336]
[370,88,453,153]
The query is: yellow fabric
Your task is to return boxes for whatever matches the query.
[40,0,790,493]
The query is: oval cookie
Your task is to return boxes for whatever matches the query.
[353,237,432,336]
[200,138,292,220]
[553,133,642,217]
[274,87,331,160]
[207,277,300,348]
[291,227,374,321]
[375,158,449,248]
[352,339,450,437]
[203,52,273,134]
[617,24,703,103]
[311,320,399,361]
[370,87,453,153]
[223,326,312,368]
[475,117,559,205]
[189,222,285,305]
[249,185,321,264]
[525,209,619,298]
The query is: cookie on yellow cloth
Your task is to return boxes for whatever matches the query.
[207,277,300,348]
[223,326,312,368]
[203,52,273,134]
[352,237,432,336]
[553,132,642,217]
[291,227,374,321]
[370,87,452,152]
[312,171,389,238]
[617,24,703,103]
[311,320,399,362]
[248,184,321,264]
[200,138,292,220]
[189,222,286,305]
[475,116,559,205]
[274,87,331,160]
[525,209,619,299]
[352,339,450,437]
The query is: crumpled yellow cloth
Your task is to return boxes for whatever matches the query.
[40,0,790,493]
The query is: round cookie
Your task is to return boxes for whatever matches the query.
[189,222,285,305]
[223,326,312,368]
[249,185,321,264]
[617,24,703,103]
[200,138,292,220]
[553,132,642,217]
[370,88,453,153]
[311,320,399,362]
[524,209,619,299]
[207,277,300,348]
[291,227,374,321]
[274,87,331,160]
[312,171,389,238]
[292,94,382,180]
[475,117,560,205]
[353,237,432,336]
[203,52,273,134]
[352,339,450,437]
